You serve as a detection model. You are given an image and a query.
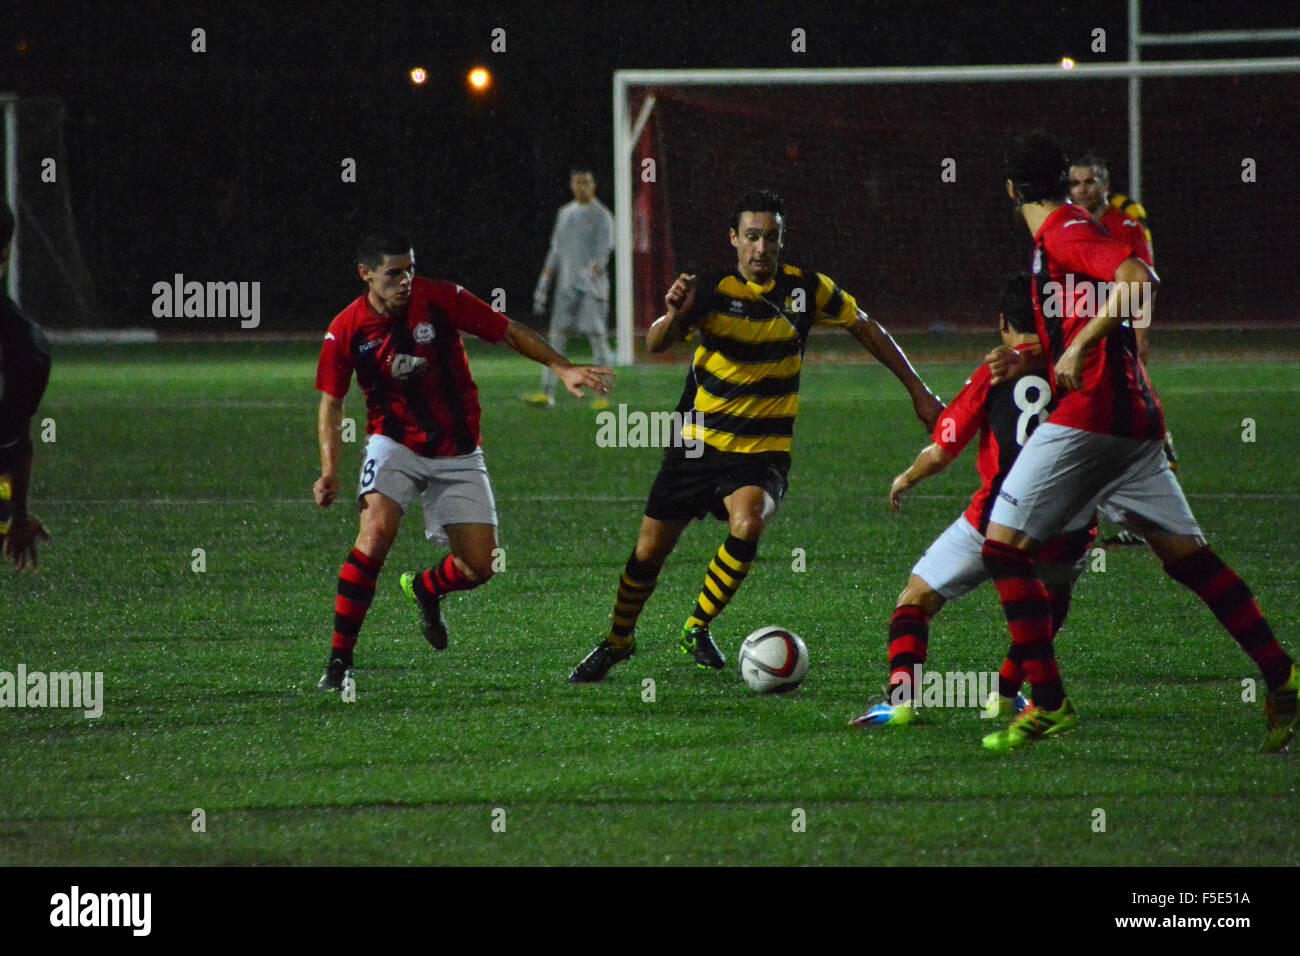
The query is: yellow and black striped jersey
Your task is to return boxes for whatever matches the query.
[673,263,858,454]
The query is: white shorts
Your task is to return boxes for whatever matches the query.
[990,422,1203,543]
[358,435,498,547]
[550,287,609,336]
[912,514,1091,600]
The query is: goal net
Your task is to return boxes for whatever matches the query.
[2,95,97,328]
[613,65,1300,362]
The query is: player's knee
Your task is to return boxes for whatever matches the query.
[898,579,942,616]
[729,512,766,540]
[356,521,399,562]
[455,554,495,585]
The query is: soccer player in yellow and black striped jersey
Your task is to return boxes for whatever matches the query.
[569,190,943,683]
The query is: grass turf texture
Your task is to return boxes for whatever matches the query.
[2,334,1297,866]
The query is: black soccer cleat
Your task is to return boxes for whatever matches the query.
[317,656,355,693]
[568,639,636,684]
[400,572,448,650]
[680,625,725,670]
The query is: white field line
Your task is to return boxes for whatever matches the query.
[45,492,1300,506]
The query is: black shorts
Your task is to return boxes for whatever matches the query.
[644,446,791,523]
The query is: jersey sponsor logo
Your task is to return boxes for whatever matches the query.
[358,337,384,354]
[728,299,746,314]
[387,352,427,380]
[997,489,1019,506]
[413,322,435,345]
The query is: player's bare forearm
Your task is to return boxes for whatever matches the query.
[890,442,954,513]
[850,312,923,389]
[314,394,344,508]
[504,319,613,397]
[849,312,943,429]
[504,318,572,372]
[1057,258,1154,389]
[986,345,1046,384]
[907,442,953,484]
[647,273,698,354]
[645,313,682,353]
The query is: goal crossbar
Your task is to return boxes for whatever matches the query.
[611,57,1300,364]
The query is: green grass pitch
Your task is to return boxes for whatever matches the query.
[1,333,1297,865]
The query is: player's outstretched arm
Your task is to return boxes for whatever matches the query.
[847,310,943,430]
[502,319,613,399]
[645,273,697,354]
[889,442,954,514]
[314,393,344,508]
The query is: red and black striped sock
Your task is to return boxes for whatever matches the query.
[998,584,1073,698]
[1164,546,1294,692]
[982,539,1064,711]
[415,554,480,601]
[887,605,928,704]
[332,547,383,662]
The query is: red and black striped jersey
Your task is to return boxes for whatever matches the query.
[315,277,509,458]
[1030,204,1165,440]
[933,345,1051,534]
[1098,204,1153,267]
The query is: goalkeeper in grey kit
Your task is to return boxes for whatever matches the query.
[524,168,615,408]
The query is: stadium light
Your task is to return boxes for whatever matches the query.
[409,67,427,85]
[468,67,491,91]
[1060,57,1075,69]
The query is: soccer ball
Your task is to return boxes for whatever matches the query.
[738,626,808,694]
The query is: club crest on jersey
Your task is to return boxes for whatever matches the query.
[413,322,435,345]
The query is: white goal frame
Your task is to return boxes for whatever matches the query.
[611,51,1300,365]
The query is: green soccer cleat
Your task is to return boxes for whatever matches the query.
[982,698,1078,751]
[982,691,1030,720]
[680,625,725,670]
[1261,664,1299,753]
[400,572,448,650]
[568,638,636,684]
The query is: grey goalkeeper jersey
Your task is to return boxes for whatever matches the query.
[541,199,615,301]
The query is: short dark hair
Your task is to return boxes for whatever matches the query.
[569,167,594,178]
[732,189,785,230]
[0,201,13,250]
[1071,151,1110,185]
[999,272,1037,335]
[1002,132,1069,204]
[356,229,411,269]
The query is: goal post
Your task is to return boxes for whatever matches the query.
[0,94,97,326]
[612,57,1300,365]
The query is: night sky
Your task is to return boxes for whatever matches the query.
[3,0,1297,330]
